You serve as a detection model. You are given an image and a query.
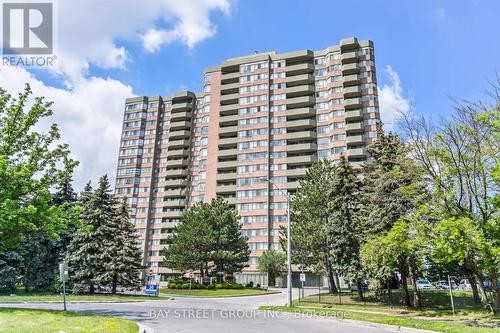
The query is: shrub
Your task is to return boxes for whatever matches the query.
[256,283,261,288]
[181,283,190,289]
[245,281,254,288]
[207,284,216,290]
[215,283,223,289]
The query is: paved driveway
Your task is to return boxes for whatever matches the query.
[0,289,426,333]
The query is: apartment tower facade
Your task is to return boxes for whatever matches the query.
[115,37,381,283]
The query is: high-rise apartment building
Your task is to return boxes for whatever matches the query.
[115,37,380,283]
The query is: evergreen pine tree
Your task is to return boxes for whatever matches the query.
[329,156,364,300]
[99,200,142,293]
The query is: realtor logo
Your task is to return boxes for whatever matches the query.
[2,2,53,54]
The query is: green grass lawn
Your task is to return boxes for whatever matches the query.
[0,291,169,303]
[261,305,499,333]
[159,288,275,297]
[0,307,138,333]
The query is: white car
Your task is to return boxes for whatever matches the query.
[458,279,472,291]
[416,279,434,289]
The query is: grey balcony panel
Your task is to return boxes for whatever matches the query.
[286,63,314,75]
[168,138,190,148]
[219,126,238,135]
[345,109,363,120]
[220,82,240,93]
[343,74,360,86]
[220,104,239,116]
[171,102,193,112]
[220,93,239,105]
[165,168,188,177]
[163,210,184,218]
[286,118,316,130]
[287,131,316,142]
[347,148,366,158]
[287,155,317,166]
[281,49,314,62]
[342,63,359,75]
[218,160,237,170]
[345,122,364,133]
[216,184,237,194]
[340,37,358,49]
[219,114,239,126]
[221,71,239,83]
[286,74,314,86]
[286,107,315,120]
[167,149,189,158]
[169,130,190,139]
[287,168,307,177]
[216,172,237,181]
[344,97,362,109]
[285,85,315,97]
[163,199,186,207]
[169,121,191,130]
[218,148,238,158]
[167,159,188,167]
[164,179,187,188]
[343,85,361,98]
[287,96,315,108]
[346,135,364,145]
[287,143,317,153]
[163,189,187,198]
[170,111,191,122]
[218,137,238,148]
[341,51,358,63]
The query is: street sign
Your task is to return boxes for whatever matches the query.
[300,273,306,282]
[59,262,69,282]
[146,284,158,296]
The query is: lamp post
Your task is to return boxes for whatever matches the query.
[260,177,292,307]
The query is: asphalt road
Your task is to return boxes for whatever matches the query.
[0,289,427,333]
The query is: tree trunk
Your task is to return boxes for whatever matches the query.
[465,267,481,304]
[356,278,364,301]
[111,274,117,294]
[399,266,412,308]
[409,266,422,309]
[324,258,337,294]
[488,272,500,315]
[89,283,95,294]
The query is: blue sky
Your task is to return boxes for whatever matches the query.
[0,0,498,188]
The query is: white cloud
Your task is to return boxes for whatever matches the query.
[0,66,133,190]
[50,0,230,81]
[378,65,410,131]
[0,0,231,189]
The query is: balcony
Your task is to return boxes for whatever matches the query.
[345,109,363,120]
[219,126,238,136]
[220,82,240,94]
[287,130,316,142]
[171,102,193,112]
[286,74,314,86]
[218,148,238,158]
[163,210,184,218]
[163,199,186,207]
[287,168,307,177]
[165,169,188,177]
[346,135,364,145]
[287,155,317,166]
[343,74,360,86]
[343,86,361,98]
[220,93,239,105]
[286,119,316,130]
[285,63,314,75]
[287,143,317,153]
[167,159,188,167]
[216,184,237,194]
[219,114,238,126]
[341,51,358,64]
[287,96,315,108]
[345,122,364,133]
[285,84,315,97]
[344,97,362,109]
[347,147,366,158]
[286,107,315,120]
[220,103,239,116]
[164,179,187,188]
[169,130,190,139]
[287,181,300,190]
[342,63,359,75]
[221,71,239,84]
[168,138,189,148]
[218,137,238,148]
[170,111,191,122]
[169,120,190,130]
[164,189,186,197]
[167,149,188,158]
[218,160,237,170]
[216,172,237,181]
[225,197,236,205]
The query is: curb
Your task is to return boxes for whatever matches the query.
[160,291,281,299]
[343,319,441,333]
[0,300,159,304]
[138,322,155,333]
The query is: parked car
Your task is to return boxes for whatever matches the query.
[458,279,472,290]
[436,280,457,290]
[350,282,369,291]
[416,279,434,289]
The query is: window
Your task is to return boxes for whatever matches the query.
[237,189,268,199]
[238,140,268,150]
[238,152,268,162]
[239,117,268,127]
[238,164,267,174]
[332,122,344,129]
[328,64,341,72]
[331,134,345,141]
[239,105,268,116]
[270,72,286,79]
[270,163,287,171]
[314,68,327,76]
[241,215,268,224]
[318,125,329,134]
[318,150,331,159]
[317,114,329,122]
[240,61,268,73]
[240,73,268,83]
[333,147,345,154]
[239,94,268,105]
[314,57,325,65]
[270,94,286,101]
[270,116,286,123]
[240,84,268,94]
[270,83,286,90]
[204,85,211,93]
[270,127,286,135]
[270,105,286,112]
[270,139,286,147]
[237,202,267,211]
[238,128,268,138]
[271,60,285,68]
[270,151,286,159]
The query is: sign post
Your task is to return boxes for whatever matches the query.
[59,261,69,311]
[448,275,455,315]
[145,270,160,297]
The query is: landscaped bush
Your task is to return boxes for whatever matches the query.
[166,278,244,290]
[245,281,254,288]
